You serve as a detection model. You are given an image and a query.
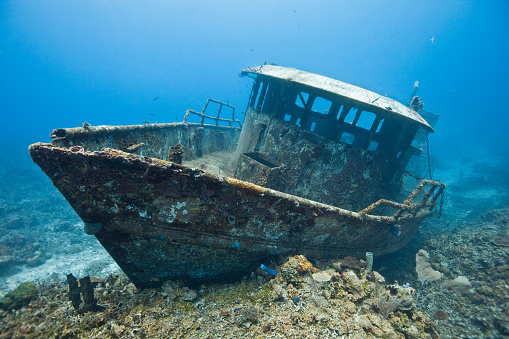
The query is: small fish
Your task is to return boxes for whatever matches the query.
[149,114,156,116]
[293,9,296,13]
[142,120,150,124]
[154,97,159,100]
[250,49,254,51]
[431,36,435,44]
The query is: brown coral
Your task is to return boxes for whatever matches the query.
[295,255,315,273]
[341,256,367,271]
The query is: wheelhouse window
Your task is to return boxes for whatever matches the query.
[247,77,419,161]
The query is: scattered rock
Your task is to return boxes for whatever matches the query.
[1,218,24,230]
[312,271,331,283]
[26,250,45,266]
[182,288,197,302]
[237,306,258,326]
[434,310,449,320]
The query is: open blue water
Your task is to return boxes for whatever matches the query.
[2,1,508,158]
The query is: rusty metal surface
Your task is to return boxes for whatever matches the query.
[234,108,401,211]
[241,65,433,132]
[182,98,242,127]
[27,66,447,289]
[29,143,441,288]
[50,122,241,163]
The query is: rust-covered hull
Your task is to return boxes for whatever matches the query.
[29,142,443,289]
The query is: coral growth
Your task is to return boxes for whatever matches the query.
[341,255,367,271]
[0,256,440,338]
[0,282,37,311]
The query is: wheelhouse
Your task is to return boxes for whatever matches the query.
[242,65,433,162]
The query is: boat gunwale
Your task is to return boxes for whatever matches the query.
[29,142,445,226]
[49,122,241,140]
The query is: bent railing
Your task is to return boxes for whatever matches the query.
[183,98,242,127]
[358,179,446,222]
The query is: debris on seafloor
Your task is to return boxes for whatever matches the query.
[0,255,440,338]
[66,273,104,313]
[260,264,278,276]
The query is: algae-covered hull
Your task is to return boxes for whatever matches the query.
[29,141,443,289]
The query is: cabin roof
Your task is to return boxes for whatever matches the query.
[241,65,433,132]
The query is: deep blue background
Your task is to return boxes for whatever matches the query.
[1,1,508,159]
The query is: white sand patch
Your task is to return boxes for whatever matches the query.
[0,239,120,296]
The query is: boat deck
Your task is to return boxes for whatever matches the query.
[183,150,235,177]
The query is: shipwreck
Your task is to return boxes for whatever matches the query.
[29,65,445,288]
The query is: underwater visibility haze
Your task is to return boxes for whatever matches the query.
[1,1,509,338]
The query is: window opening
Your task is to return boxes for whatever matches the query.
[311,97,332,115]
[375,119,384,133]
[256,81,269,110]
[296,118,301,126]
[412,139,424,149]
[262,82,277,114]
[295,92,309,108]
[336,105,345,119]
[339,132,355,145]
[344,108,358,124]
[368,141,378,151]
[284,114,291,121]
[249,80,262,107]
[356,111,377,130]
[310,122,317,132]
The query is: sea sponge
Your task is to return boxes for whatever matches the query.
[0,281,37,310]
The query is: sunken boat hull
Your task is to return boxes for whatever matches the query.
[29,65,446,288]
[29,138,442,289]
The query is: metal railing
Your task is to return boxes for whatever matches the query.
[182,98,242,128]
[358,179,446,221]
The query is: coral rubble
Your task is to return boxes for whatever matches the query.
[0,256,439,338]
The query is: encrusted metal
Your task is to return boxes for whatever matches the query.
[29,67,446,289]
[241,65,433,131]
